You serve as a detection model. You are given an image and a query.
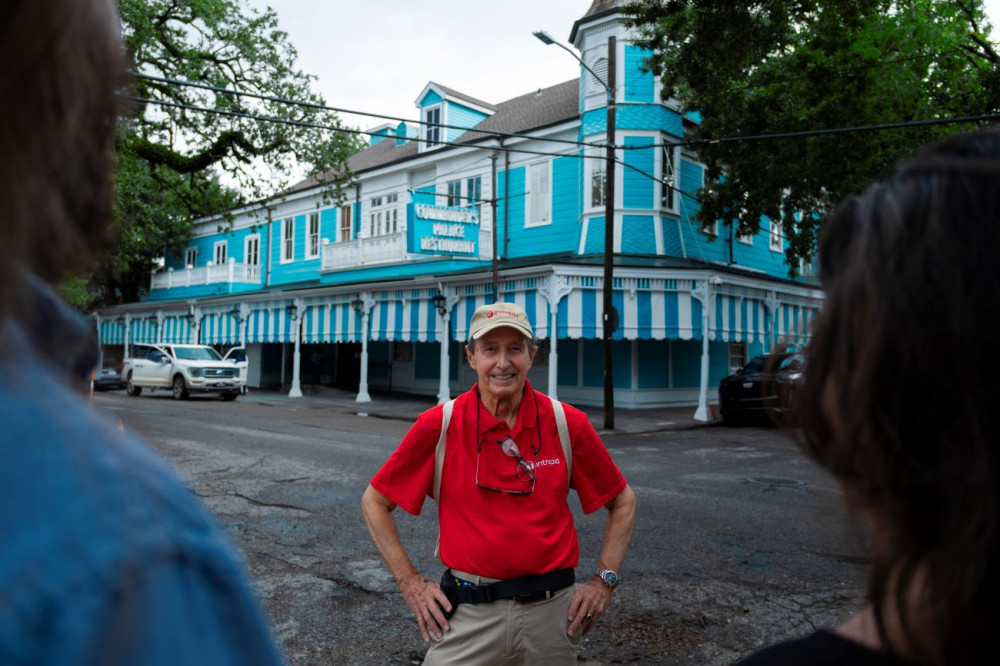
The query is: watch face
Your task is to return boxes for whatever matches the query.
[602,570,619,588]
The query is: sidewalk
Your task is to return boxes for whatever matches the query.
[244,385,720,435]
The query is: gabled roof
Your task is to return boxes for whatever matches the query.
[414,81,496,114]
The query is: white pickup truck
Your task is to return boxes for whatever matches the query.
[123,344,245,400]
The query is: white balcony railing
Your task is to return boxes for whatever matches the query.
[150,259,262,291]
[321,233,407,270]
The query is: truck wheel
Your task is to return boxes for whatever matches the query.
[172,375,189,400]
[221,392,238,401]
[125,372,142,397]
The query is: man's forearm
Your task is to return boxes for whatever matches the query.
[597,484,637,573]
[361,484,419,587]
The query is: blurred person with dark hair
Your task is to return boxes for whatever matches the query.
[737,127,1000,666]
[0,1,284,664]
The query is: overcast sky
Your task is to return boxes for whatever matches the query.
[244,0,591,129]
[246,0,1000,132]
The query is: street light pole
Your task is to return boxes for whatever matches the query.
[533,30,617,429]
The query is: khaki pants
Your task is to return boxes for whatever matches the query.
[423,584,581,665]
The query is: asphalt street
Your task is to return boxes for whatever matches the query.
[92,389,868,665]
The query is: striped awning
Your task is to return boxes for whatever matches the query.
[97,318,127,345]
[448,279,702,342]
[246,300,295,344]
[201,309,244,346]
[160,316,194,344]
[129,317,160,344]
[95,277,819,348]
[775,302,815,347]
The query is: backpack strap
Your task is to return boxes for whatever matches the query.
[433,399,455,502]
[548,395,572,488]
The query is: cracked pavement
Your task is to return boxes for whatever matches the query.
[96,391,867,665]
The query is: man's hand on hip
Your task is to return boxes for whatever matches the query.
[567,578,614,636]
[401,573,452,642]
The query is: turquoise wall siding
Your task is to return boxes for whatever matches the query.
[637,339,668,389]
[582,339,602,387]
[582,215,604,254]
[624,45,655,103]
[672,339,702,387]
[420,90,443,107]
[621,215,656,254]
[446,102,489,142]
[660,215,685,258]
[504,156,580,260]
[496,167,526,253]
[267,213,322,287]
[670,340,732,388]
[622,136,655,209]
[580,105,684,138]
[414,341,440,379]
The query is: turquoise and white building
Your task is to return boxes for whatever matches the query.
[96,0,823,414]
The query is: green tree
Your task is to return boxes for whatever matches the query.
[623,0,1000,272]
[101,0,363,303]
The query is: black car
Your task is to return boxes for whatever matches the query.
[718,352,805,425]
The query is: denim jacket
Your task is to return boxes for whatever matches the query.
[0,278,285,665]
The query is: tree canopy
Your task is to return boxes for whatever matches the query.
[623,0,1000,272]
[97,0,363,304]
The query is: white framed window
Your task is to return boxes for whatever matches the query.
[737,226,754,245]
[306,212,320,259]
[423,105,442,148]
[213,240,228,265]
[589,158,606,209]
[661,145,680,214]
[369,195,398,236]
[526,161,551,227]
[446,180,461,207]
[281,217,294,263]
[466,177,482,216]
[728,342,748,373]
[703,221,719,237]
[339,206,352,242]
[769,219,783,252]
[386,193,399,233]
[244,234,260,266]
[184,247,197,268]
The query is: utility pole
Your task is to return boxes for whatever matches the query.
[602,35,617,430]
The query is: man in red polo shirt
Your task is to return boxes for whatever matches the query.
[361,302,637,664]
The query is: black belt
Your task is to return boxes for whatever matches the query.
[441,568,575,608]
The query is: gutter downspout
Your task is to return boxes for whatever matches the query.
[503,149,510,259]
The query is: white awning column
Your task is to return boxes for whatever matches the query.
[124,313,132,358]
[764,291,780,352]
[289,299,305,398]
[692,276,721,422]
[541,275,572,400]
[356,292,375,403]
[435,288,460,404]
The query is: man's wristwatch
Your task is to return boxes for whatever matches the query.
[595,568,620,590]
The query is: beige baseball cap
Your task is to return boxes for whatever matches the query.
[468,302,534,341]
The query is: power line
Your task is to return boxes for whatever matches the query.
[126,95,609,167]
[658,112,1000,149]
[132,72,605,151]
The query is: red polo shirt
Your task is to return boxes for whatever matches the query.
[370,380,627,579]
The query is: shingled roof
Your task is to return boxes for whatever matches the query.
[289,78,580,191]
[569,0,621,43]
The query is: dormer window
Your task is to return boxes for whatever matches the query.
[424,105,441,148]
